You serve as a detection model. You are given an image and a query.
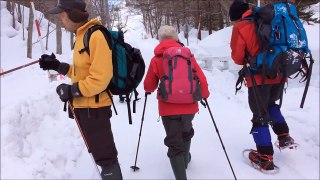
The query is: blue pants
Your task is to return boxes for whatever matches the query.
[248,84,289,155]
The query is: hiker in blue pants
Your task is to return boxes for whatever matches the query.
[229,0,297,171]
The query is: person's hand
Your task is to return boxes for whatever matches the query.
[39,53,60,71]
[56,83,82,102]
[56,84,72,102]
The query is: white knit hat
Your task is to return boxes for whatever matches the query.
[158,25,179,42]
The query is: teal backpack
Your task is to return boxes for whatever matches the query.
[79,25,146,124]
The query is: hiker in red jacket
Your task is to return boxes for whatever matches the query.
[229,0,297,171]
[144,25,210,179]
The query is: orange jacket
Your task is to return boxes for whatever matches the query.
[230,10,282,87]
[65,19,113,108]
[144,40,210,116]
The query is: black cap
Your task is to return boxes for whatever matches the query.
[229,0,249,21]
[48,0,86,14]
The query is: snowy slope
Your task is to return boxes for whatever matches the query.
[1,2,319,179]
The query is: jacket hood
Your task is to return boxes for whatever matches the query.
[242,9,252,19]
[154,39,183,56]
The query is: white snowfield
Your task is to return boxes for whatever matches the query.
[1,2,319,179]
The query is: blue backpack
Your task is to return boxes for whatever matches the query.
[236,1,314,108]
[247,1,312,79]
[79,25,146,124]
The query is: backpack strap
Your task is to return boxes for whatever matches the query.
[125,93,133,125]
[187,56,193,94]
[300,54,314,108]
[106,91,118,115]
[235,68,246,94]
[167,57,173,93]
[241,16,254,21]
[132,89,140,113]
[79,24,112,55]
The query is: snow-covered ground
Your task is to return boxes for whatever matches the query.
[1,2,319,179]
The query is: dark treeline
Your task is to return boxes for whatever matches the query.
[4,0,319,57]
[126,0,319,39]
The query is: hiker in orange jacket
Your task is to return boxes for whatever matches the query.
[37,0,122,179]
[144,25,210,179]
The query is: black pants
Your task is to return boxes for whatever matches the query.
[248,84,289,155]
[74,106,118,166]
[162,114,195,158]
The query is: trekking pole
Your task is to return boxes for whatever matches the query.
[244,62,267,120]
[30,1,56,82]
[130,92,150,171]
[67,101,102,179]
[203,99,237,180]
[0,60,39,76]
[300,55,314,108]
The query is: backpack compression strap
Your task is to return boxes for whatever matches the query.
[166,54,194,94]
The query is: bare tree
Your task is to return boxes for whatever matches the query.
[22,5,25,40]
[27,8,34,58]
[56,19,62,54]
[45,21,50,50]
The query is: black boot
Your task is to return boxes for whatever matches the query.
[183,141,191,169]
[170,155,187,180]
[100,161,123,180]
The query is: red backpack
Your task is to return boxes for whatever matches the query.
[157,47,202,104]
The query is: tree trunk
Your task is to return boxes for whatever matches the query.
[7,0,12,13]
[56,19,62,54]
[27,8,34,58]
[22,5,25,41]
[196,0,200,28]
[105,0,111,29]
[12,2,16,29]
[208,1,212,35]
[70,32,74,50]
[147,10,153,38]
[17,3,22,23]
[45,21,50,50]
[100,0,107,25]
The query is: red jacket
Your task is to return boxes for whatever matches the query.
[144,39,210,116]
[230,10,282,87]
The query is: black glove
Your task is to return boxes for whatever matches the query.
[56,83,83,102]
[39,53,60,71]
[56,84,72,102]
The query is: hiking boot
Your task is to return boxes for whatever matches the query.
[248,150,274,171]
[169,155,187,179]
[278,134,295,149]
[100,161,123,180]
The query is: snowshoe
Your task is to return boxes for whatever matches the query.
[242,149,280,174]
[275,135,299,150]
